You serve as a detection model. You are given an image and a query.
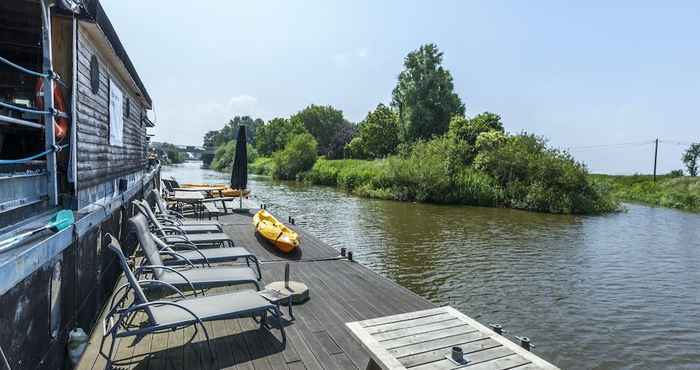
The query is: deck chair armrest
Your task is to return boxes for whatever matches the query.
[168,243,211,267]
[157,217,182,226]
[159,250,201,268]
[134,265,200,296]
[136,279,186,299]
[161,225,186,235]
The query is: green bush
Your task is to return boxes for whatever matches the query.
[210,141,257,172]
[250,157,275,175]
[271,133,318,180]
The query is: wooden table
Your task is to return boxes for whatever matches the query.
[346,306,560,370]
[173,186,226,198]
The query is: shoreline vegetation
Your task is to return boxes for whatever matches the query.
[202,43,698,215]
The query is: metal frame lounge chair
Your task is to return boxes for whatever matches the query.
[129,214,261,290]
[150,234,262,280]
[134,199,222,234]
[131,204,262,279]
[102,234,285,366]
[137,199,236,248]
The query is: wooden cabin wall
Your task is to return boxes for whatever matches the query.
[74,25,147,194]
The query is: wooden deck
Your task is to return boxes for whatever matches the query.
[75,210,556,370]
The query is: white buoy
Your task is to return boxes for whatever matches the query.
[67,328,88,366]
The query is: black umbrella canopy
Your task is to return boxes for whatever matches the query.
[230,125,248,190]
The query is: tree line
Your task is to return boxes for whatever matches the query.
[201,43,700,213]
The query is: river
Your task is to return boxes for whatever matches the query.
[163,161,700,370]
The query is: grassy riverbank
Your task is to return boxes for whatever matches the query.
[250,153,619,214]
[591,174,700,212]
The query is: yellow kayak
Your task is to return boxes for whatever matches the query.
[253,209,300,253]
[181,183,250,197]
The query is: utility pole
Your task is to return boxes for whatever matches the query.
[653,138,659,182]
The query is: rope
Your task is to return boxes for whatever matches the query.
[0,144,67,164]
[0,100,68,118]
[0,100,51,115]
[0,55,48,78]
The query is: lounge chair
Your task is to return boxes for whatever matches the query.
[102,234,285,365]
[149,233,262,280]
[129,214,261,290]
[134,199,221,234]
[138,198,236,248]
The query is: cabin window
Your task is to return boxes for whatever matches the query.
[89,55,100,94]
[125,97,130,118]
[108,79,124,146]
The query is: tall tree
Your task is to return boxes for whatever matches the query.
[255,118,307,156]
[289,105,348,156]
[391,43,465,142]
[682,143,700,177]
[347,104,400,159]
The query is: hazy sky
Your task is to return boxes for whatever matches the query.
[102,1,699,174]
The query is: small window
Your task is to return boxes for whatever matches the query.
[125,97,130,118]
[89,55,100,94]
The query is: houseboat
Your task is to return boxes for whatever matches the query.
[0,1,158,368]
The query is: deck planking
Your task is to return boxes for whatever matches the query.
[75,209,549,370]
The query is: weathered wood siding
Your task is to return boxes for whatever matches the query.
[75,25,147,190]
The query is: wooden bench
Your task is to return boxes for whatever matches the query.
[346,306,560,370]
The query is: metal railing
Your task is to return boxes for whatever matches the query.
[0,0,60,206]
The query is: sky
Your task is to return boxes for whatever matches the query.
[101,1,699,174]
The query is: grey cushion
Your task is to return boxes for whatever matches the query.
[151,290,274,325]
[160,266,258,288]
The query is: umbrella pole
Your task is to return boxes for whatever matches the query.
[239,189,243,209]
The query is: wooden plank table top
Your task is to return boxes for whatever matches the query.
[346,306,560,370]
[172,191,205,202]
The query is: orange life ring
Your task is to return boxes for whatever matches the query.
[35,78,69,141]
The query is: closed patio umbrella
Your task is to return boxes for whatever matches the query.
[230,125,248,208]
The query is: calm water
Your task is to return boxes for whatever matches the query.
[164,162,700,370]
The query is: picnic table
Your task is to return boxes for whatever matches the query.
[172,186,227,198]
[346,306,559,370]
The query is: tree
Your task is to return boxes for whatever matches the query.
[289,105,348,156]
[272,132,318,180]
[201,116,264,149]
[682,143,700,177]
[447,112,505,170]
[346,104,400,159]
[203,130,220,149]
[391,43,465,142]
[325,121,356,159]
[254,118,307,156]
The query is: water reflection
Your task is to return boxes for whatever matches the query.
[163,162,700,369]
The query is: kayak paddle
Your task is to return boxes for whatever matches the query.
[0,210,75,253]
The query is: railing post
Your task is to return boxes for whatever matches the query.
[41,0,58,206]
